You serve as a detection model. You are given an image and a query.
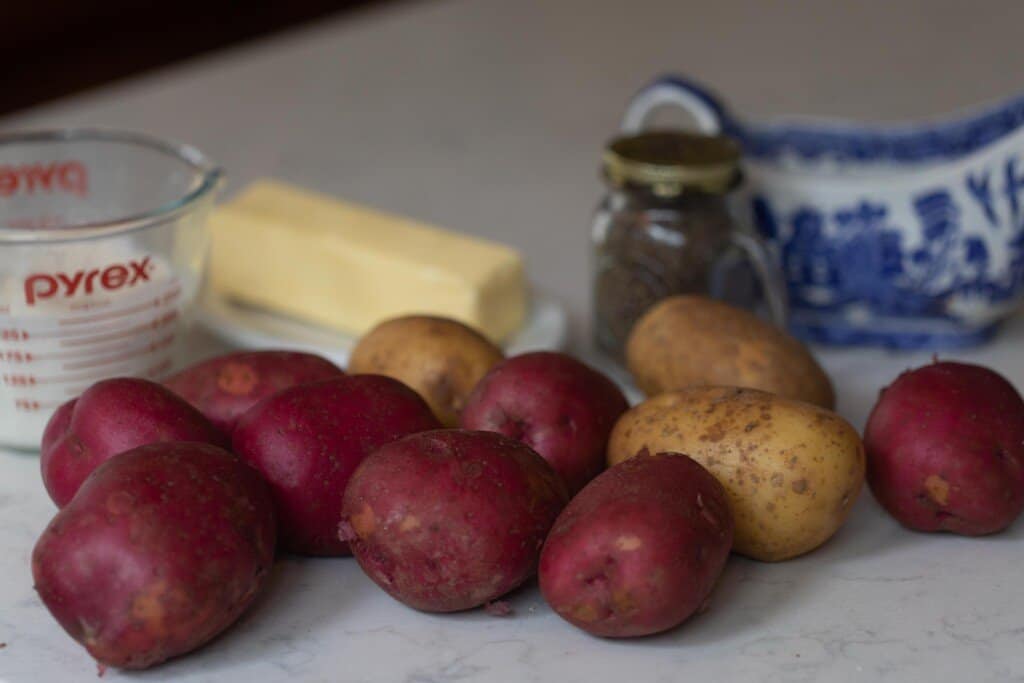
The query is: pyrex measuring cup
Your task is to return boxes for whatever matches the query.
[0,129,222,449]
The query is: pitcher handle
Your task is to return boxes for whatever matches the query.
[621,75,730,135]
[728,230,789,328]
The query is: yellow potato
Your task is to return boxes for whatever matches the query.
[607,386,864,562]
[625,295,835,409]
[349,315,504,426]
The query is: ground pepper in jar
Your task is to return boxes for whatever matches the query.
[591,131,786,358]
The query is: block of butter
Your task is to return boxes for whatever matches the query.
[208,180,527,341]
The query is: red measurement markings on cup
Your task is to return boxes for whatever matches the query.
[13,350,166,408]
[0,334,176,371]
[25,293,180,340]
[0,311,178,349]
[13,398,65,413]
[1,277,182,417]
[8,371,103,387]
[1,317,176,384]
[0,333,174,365]
[0,288,180,345]
[58,311,179,347]
[61,355,174,398]
[61,334,175,371]
[58,287,181,326]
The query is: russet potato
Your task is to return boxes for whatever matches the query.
[349,315,504,426]
[625,295,834,409]
[607,386,864,562]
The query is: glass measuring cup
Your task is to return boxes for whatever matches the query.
[0,129,223,449]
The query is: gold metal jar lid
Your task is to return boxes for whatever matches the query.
[602,130,741,196]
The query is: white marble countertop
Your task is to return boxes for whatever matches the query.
[3,323,1024,683]
[4,0,1024,680]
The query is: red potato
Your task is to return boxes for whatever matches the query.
[40,397,76,455]
[865,361,1024,535]
[339,429,568,612]
[539,452,733,638]
[32,442,276,670]
[233,375,441,556]
[460,351,629,495]
[164,350,343,434]
[40,378,228,507]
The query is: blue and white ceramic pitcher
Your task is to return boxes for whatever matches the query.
[623,75,1024,349]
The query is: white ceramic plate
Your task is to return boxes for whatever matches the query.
[197,287,569,367]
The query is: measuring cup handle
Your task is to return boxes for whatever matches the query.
[728,230,789,329]
[620,75,730,134]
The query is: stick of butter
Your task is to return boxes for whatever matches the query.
[208,180,527,341]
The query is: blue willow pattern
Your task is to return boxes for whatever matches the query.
[752,156,1024,348]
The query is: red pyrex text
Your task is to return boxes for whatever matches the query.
[24,257,154,306]
[0,160,89,198]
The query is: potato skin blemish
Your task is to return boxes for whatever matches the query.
[614,535,644,551]
[924,475,950,506]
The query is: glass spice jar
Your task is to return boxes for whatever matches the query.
[591,131,787,358]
